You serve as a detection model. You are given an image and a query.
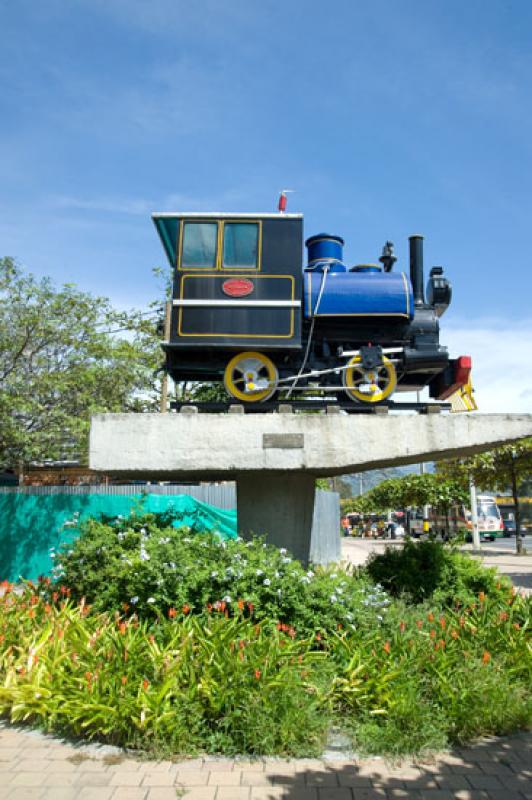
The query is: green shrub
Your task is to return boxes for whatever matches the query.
[0,586,330,756]
[329,589,532,754]
[49,512,388,637]
[366,540,511,606]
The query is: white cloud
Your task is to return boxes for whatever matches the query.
[445,319,532,414]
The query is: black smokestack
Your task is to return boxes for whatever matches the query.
[409,234,425,306]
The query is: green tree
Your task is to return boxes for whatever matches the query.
[0,258,162,470]
[439,439,532,554]
[343,473,468,537]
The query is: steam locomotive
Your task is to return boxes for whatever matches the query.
[153,210,470,405]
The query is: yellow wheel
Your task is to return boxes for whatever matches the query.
[342,355,397,404]
[224,351,278,403]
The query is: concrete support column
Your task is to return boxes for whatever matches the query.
[237,473,316,564]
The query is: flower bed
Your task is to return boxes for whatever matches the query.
[0,514,530,757]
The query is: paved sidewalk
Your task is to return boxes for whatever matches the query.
[0,723,530,800]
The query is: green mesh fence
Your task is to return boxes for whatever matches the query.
[0,494,237,582]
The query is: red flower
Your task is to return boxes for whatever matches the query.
[416,620,423,630]
[383,641,391,654]
[119,622,127,635]
[254,669,261,680]
[427,612,434,623]
[482,650,491,664]
[168,607,177,619]
[429,629,436,640]
[237,599,245,611]
[247,602,254,614]
[479,591,486,603]
[143,679,149,691]
[182,604,191,615]
[399,620,406,633]
[439,616,446,630]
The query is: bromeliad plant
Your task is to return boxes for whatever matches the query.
[0,583,329,756]
[328,588,532,754]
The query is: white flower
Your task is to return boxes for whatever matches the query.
[130,596,139,604]
[282,557,292,564]
[147,597,156,604]
[222,595,232,603]
[279,548,287,555]
[263,579,271,586]
[330,594,338,603]
[256,569,263,576]
[183,537,191,543]
[277,589,282,597]
[140,528,147,535]
[158,537,170,545]
[211,571,218,578]
[169,562,176,569]
[306,570,314,578]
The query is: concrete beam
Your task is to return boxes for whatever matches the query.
[90,412,532,480]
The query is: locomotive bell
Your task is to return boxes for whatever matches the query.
[305,233,347,272]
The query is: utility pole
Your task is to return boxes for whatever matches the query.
[469,476,481,551]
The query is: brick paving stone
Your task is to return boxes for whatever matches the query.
[305,771,340,786]
[338,775,373,788]
[317,789,354,800]
[10,774,46,788]
[215,788,251,800]
[417,792,455,800]
[172,759,205,771]
[202,760,235,771]
[42,773,78,787]
[435,775,471,789]
[0,749,25,761]
[41,789,79,800]
[178,790,216,800]
[76,789,115,800]
[350,791,387,799]
[75,771,112,787]
[207,770,243,785]
[270,772,306,785]
[40,761,78,773]
[109,771,143,786]
[453,793,490,800]
[240,771,274,786]
[110,790,148,800]
[6,790,44,800]
[467,775,505,790]
[141,771,177,787]
[236,760,267,771]
[175,769,209,786]
[145,790,179,800]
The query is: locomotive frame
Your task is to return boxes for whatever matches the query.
[153,211,470,407]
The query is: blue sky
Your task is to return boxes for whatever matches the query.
[1,0,531,410]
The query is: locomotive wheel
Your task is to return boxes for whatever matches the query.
[342,355,397,404]
[224,351,278,403]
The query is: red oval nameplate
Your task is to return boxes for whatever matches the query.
[222,278,254,297]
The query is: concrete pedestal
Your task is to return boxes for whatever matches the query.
[237,473,316,563]
[89,412,532,565]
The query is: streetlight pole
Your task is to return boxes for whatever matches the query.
[469,476,481,551]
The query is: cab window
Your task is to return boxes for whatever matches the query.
[181,222,218,268]
[223,222,259,269]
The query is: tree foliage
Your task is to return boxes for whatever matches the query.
[343,473,468,515]
[0,258,162,468]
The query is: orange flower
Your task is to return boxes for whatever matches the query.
[276,623,282,631]
[399,621,406,633]
[119,622,127,635]
[383,640,391,654]
[148,634,155,643]
[247,602,254,614]
[142,679,149,691]
[429,629,436,640]
[237,599,245,611]
[121,675,127,685]
[168,607,177,619]
[513,622,521,630]
[206,603,212,613]
[122,602,130,612]
[28,609,35,619]
[416,620,423,630]
[60,585,67,596]
[182,604,191,615]
[254,669,261,679]
[85,671,92,683]
[482,650,491,664]
[239,651,244,661]
[451,629,459,639]
[316,633,322,642]
[427,612,435,623]
[499,611,508,622]
[479,591,486,603]
[52,592,59,603]
[459,616,465,628]
[439,616,446,630]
